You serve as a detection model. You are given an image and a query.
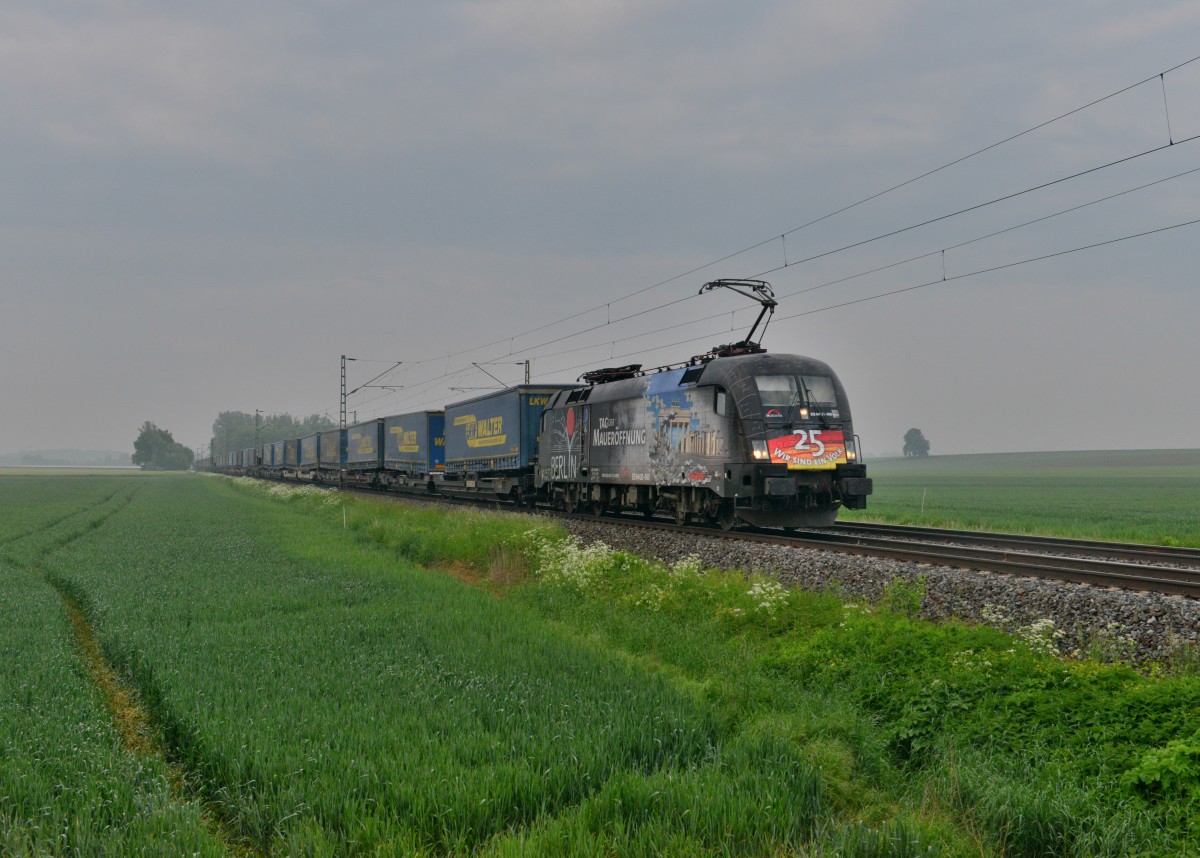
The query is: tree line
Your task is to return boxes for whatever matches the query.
[132,411,336,471]
[207,411,336,458]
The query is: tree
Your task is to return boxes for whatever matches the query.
[132,422,194,471]
[903,428,931,458]
[209,411,336,458]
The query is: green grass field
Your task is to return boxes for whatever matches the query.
[3,465,1199,856]
[842,449,1200,546]
[0,475,226,856]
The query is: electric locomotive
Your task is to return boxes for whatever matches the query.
[536,346,871,529]
[536,279,871,528]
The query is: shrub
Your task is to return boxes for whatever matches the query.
[1123,728,1200,797]
[880,575,926,619]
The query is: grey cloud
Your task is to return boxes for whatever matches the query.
[1,1,1199,457]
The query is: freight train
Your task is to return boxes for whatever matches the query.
[206,281,873,529]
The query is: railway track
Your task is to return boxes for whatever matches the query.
[558,511,1200,600]
[261,475,1200,599]
[829,521,1200,566]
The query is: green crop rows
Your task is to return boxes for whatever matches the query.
[4,469,1200,856]
[0,476,224,857]
[842,449,1200,546]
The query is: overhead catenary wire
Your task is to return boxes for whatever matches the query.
[532,214,1200,380]
[776,216,1200,321]
[520,137,1200,366]
[755,160,1200,290]
[324,149,1200,424]
[757,133,1200,276]
[1160,74,1175,145]
[358,151,1200,397]
[341,209,1200,418]
[339,54,1200,377]
[297,56,1200,420]
[363,128,1200,399]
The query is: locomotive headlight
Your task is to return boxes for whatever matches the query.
[846,439,858,461]
[751,440,770,460]
[799,407,810,419]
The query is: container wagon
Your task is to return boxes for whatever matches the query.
[443,385,574,501]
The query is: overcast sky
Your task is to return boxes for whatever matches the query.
[3,1,1199,458]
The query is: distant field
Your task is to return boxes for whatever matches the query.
[842,449,1200,546]
[0,466,144,476]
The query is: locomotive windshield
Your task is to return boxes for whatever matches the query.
[755,375,840,420]
[755,375,800,412]
[800,375,839,418]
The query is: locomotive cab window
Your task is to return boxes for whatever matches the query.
[755,375,801,417]
[799,375,840,418]
[756,375,840,420]
[714,387,730,417]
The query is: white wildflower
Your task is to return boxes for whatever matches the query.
[980,603,1012,628]
[528,533,613,589]
[1017,618,1065,657]
[668,555,703,578]
[746,580,788,614]
[636,584,666,611]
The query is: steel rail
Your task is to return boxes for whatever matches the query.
[583,515,1200,599]
[830,521,1200,566]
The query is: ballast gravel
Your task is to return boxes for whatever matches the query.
[557,517,1200,663]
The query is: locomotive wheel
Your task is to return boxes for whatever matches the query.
[591,500,606,517]
[674,503,689,526]
[716,502,737,532]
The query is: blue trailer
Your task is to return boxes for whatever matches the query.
[377,411,444,488]
[442,385,572,498]
[298,433,320,474]
[346,419,385,474]
[283,439,299,470]
[318,428,345,476]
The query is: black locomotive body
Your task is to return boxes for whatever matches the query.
[536,352,872,528]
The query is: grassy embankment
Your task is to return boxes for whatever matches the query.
[3,471,1199,855]
[842,449,1200,546]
